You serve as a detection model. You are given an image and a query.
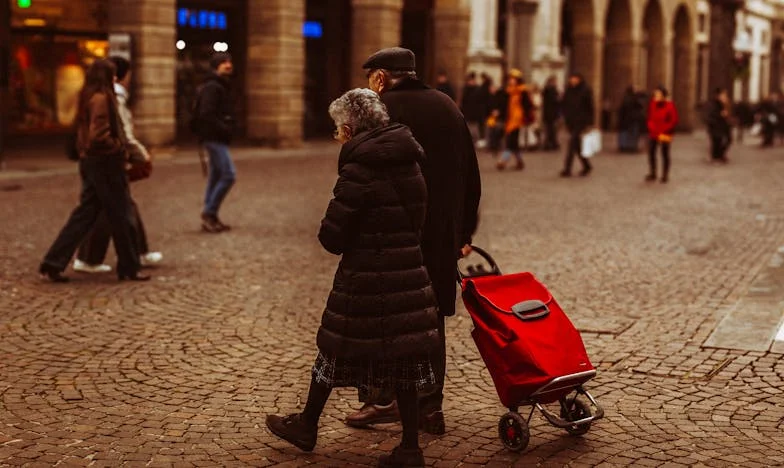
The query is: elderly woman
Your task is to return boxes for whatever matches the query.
[266,88,439,467]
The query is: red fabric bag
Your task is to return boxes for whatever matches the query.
[462,272,594,407]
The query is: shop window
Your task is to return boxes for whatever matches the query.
[8,34,108,134]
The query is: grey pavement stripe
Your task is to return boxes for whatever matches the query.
[704,249,784,352]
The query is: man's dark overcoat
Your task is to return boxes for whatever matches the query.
[380,77,482,317]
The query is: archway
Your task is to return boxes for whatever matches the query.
[304,0,352,139]
[672,5,694,129]
[602,0,633,129]
[642,0,665,93]
[402,0,435,82]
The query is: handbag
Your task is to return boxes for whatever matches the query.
[580,129,601,158]
[126,149,152,182]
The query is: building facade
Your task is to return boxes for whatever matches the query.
[468,0,702,130]
[467,0,784,132]
[3,0,472,147]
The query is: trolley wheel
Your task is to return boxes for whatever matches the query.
[498,411,530,452]
[560,397,592,436]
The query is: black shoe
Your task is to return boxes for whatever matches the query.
[559,170,572,178]
[118,273,151,282]
[419,410,446,435]
[201,214,222,233]
[645,174,656,182]
[39,264,69,283]
[266,413,317,452]
[378,446,425,467]
[579,166,592,177]
[661,175,669,184]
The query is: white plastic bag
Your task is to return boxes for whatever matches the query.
[749,122,762,136]
[581,129,601,158]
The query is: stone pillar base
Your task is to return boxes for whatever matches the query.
[467,50,504,86]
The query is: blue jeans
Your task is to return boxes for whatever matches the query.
[203,141,236,217]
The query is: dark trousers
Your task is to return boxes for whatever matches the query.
[41,157,140,277]
[77,199,148,265]
[762,121,775,147]
[648,139,671,178]
[543,119,559,150]
[477,119,487,140]
[563,132,592,173]
[710,131,731,160]
[360,315,446,414]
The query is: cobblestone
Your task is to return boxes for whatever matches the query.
[0,135,783,466]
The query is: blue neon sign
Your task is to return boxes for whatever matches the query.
[303,21,323,39]
[178,8,228,30]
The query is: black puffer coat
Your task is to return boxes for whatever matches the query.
[316,123,440,361]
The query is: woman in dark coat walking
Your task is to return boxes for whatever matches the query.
[38,59,146,282]
[706,88,732,163]
[618,86,644,153]
[265,89,439,468]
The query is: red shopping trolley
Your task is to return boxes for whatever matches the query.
[458,246,604,452]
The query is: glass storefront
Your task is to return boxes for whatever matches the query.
[7,32,107,135]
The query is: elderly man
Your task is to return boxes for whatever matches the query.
[345,47,481,435]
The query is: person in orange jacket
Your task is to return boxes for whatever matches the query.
[646,86,679,183]
[494,69,533,171]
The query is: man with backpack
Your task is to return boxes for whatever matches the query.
[191,52,236,233]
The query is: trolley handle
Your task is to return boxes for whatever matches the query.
[457,245,501,281]
[511,300,550,321]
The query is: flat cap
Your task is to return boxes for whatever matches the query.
[362,47,416,72]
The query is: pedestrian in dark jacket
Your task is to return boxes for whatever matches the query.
[618,86,644,153]
[193,52,236,233]
[476,73,494,143]
[460,72,482,142]
[435,70,456,101]
[345,47,481,436]
[542,76,561,151]
[39,59,147,283]
[756,94,780,148]
[645,86,679,183]
[265,89,439,468]
[706,88,732,163]
[560,72,595,177]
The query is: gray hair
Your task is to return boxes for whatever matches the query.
[328,88,390,135]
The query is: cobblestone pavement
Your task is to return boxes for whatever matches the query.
[1,135,783,467]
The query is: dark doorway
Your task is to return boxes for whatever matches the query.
[175,0,247,142]
[305,0,351,139]
[402,0,434,81]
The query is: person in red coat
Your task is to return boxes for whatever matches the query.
[646,86,679,183]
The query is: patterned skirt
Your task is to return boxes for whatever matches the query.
[312,351,436,392]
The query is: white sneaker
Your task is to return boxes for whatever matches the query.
[73,259,112,274]
[140,252,163,266]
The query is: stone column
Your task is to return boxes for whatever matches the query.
[246,0,304,147]
[708,0,744,99]
[351,0,404,88]
[467,0,503,85]
[433,0,471,99]
[505,0,538,75]
[0,0,10,166]
[530,0,565,87]
[109,0,177,147]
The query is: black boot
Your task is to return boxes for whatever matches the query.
[378,446,425,467]
[265,413,317,452]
